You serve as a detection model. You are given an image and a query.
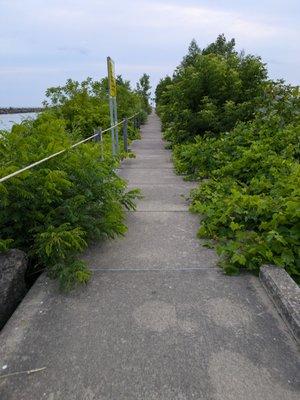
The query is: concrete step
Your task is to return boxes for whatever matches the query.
[127,183,194,211]
[118,168,185,184]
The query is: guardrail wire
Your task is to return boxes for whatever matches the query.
[0,112,140,184]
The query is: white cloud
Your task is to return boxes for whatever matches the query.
[138,2,283,39]
[0,62,171,76]
[1,0,293,46]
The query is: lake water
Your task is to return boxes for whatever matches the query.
[0,112,37,131]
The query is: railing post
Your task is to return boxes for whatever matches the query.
[99,128,103,160]
[93,128,103,160]
[114,99,119,154]
[110,126,115,156]
[122,118,128,153]
[93,128,100,142]
[109,98,116,156]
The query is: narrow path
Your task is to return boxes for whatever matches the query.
[0,113,299,400]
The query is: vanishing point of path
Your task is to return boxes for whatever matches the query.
[0,112,299,399]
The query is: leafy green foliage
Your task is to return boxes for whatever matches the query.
[156,35,267,143]
[44,76,147,137]
[136,73,152,114]
[156,35,300,282]
[180,39,201,69]
[0,75,145,289]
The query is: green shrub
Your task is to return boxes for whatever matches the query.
[188,92,299,281]
[156,35,267,144]
[156,36,300,281]
[0,75,145,289]
[44,76,148,138]
[191,163,299,280]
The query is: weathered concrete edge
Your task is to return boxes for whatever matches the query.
[259,265,300,343]
[0,274,53,345]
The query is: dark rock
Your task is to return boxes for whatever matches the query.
[0,249,28,329]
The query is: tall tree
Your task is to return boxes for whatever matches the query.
[137,73,151,113]
[202,34,236,56]
[155,76,172,106]
[180,39,201,68]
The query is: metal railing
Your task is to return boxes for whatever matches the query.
[0,112,141,184]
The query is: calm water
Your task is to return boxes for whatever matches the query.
[0,112,37,131]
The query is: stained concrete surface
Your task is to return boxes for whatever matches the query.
[0,112,299,400]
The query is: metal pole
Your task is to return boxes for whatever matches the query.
[122,118,128,153]
[99,128,104,160]
[93,128,100,142]
[113,97,119,153]
[109,96,115,155]
[93,128,97,142]
[93,128,103,160]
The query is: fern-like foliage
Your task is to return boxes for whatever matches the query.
[0,76,146,289]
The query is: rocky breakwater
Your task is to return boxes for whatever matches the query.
[0,107,43,114]
[0,250,28,329]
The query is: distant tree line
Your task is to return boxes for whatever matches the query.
[0,107,44,114]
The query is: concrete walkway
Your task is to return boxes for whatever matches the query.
[0,113,299,400]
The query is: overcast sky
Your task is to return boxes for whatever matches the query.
[0,0,299,106]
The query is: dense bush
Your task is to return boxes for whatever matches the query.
[156,36,300,282]
[156,35,267,144]
[44,76,148,137]
[136,73,152,114]
[0,75,147,289]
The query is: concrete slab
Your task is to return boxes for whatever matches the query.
[134,153,171,161]
[120,158,173,169]
[131,141,166,150]
[82,211,218,269]
[127,183,194,211]
[0,271,299,400]
[118,168,184,184]
[131,149,169,157]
